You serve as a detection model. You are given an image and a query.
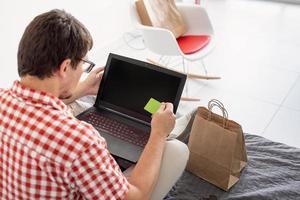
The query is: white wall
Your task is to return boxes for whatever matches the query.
[0,0,133,88]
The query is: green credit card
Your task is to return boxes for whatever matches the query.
[144,98,161,114]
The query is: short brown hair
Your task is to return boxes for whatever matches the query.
[17,9,93,79]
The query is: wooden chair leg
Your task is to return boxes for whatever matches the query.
[187,74,221,80]
[146,58,221,80]
[181,96,200,101]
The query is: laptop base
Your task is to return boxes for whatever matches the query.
[77,107,150,163]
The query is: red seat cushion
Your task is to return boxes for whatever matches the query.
[177,35,211,54]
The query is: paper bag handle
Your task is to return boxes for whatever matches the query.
[208,99,228,127]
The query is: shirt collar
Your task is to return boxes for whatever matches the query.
[11,80,69,113]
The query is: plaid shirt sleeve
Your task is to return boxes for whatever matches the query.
[68,141,130,200]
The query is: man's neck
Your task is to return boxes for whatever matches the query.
[20,75,60,97]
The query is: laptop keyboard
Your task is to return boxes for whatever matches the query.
[83,112,150,147]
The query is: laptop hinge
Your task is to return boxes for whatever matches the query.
[97,105,151,127]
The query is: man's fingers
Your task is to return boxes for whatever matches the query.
[93,67,105,78]
[93,66,105,74]
[158,102,166,112]
[165,103,174,112]
[157,102,174,114]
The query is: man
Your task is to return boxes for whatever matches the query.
[0,9,189,199]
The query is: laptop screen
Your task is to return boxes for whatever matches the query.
[95,54,186,124]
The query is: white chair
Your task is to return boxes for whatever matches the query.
[130,2,220,81]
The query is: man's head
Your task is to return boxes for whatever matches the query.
[18,9,93,98]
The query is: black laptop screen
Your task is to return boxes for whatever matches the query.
[95,54,186,124]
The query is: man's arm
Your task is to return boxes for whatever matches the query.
[125,103,176,200]
[61,67,104,105]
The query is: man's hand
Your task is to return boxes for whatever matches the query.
[151,103,176,139]
[79,67,105,96]
[61,67,104,105]
[125,102,176,200]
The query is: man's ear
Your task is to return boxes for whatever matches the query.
[56,59,72,78]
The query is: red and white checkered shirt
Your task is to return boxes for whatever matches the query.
[0,81,129,199]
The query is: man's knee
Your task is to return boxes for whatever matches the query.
[164,139,190,169]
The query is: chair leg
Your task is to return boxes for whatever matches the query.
[180,96,201,101]
[158,55,164,65]
[187,58,221,80]
[201,59,208,76]
[181,58,200,101]
[182,58,189,97]
[147,58,220,80]
[158,56,174,67]
[161,57,221,80]
[187,74,221,80]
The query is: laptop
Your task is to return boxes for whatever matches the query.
[76,53,186,163]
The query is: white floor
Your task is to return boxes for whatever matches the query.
[90,0,300,148]
[1,0,299,148]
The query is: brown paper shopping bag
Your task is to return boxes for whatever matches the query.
[135,0,187,38]
[186,99,247,191]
